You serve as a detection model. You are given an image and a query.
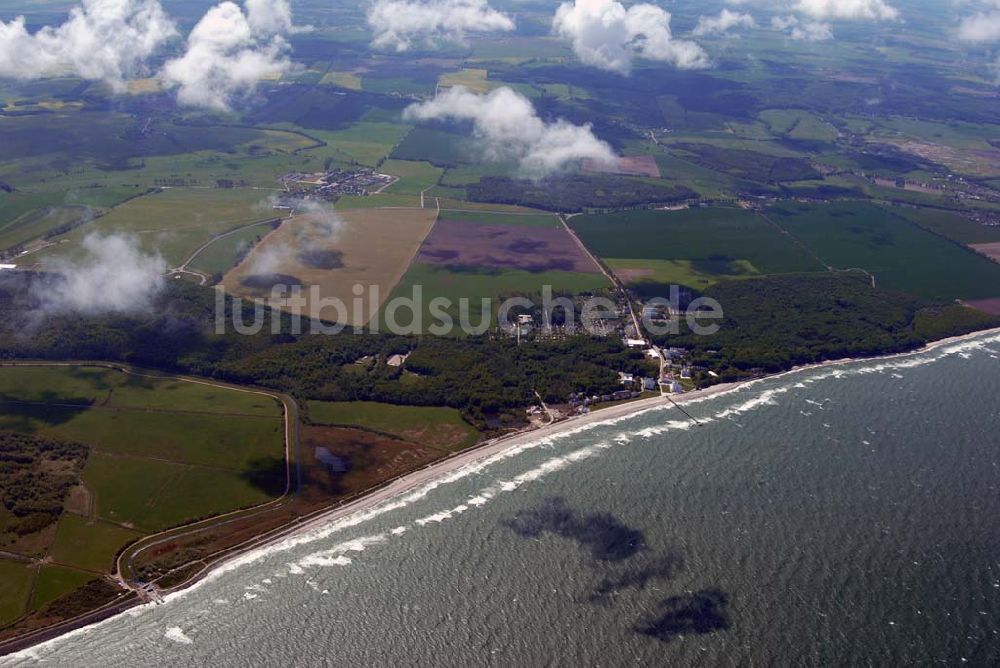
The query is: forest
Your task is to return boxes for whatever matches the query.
[0,433,89,540]
[666,274,999,379]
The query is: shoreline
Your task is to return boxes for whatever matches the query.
[230,326,1000,556]
[4,325,999,660]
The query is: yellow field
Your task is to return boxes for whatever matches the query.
[437,69,497,94]
[320,71,363,90]
[222,207,438,326]
[126,78,163,94]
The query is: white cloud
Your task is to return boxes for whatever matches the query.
[694,9,757,36]
[244,0,295,35]
[160,1,293,111]
[403,86,616,177]
[41,234,167,314]
[367,0,514,52]
[553,0,709,74]
[772,15,833,41]
[0,0,176,91]
[794,0,899,21]
[958,9,1000,43]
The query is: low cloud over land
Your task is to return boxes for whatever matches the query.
[552,0,709,74]
[161,0,296,110]
[694,10,756,37]
[367,0,514,52]
[41,234,167,314]
[0,0,176,91]
[403,86,616,177]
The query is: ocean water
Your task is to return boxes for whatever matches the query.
[6,333,1000,666]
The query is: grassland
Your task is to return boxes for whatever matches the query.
[309,122,411,167]
[759,109,839,142]
[570,207,825,277]
[767,202,1000,300]
[0,560,34,626]
[0,364,286,627]
[307,401,479,451]
[437,210,562,227]
[381,159,443,195]
[187,221,277,277]
[50,514,141,573]
[0,186,145,252]
[30,188,278,268]
[224,207,438,326]
[30,566,96,612]
[335,192,423,209]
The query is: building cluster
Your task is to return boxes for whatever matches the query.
[277,168,395,201]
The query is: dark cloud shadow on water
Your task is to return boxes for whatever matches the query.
[635,589,732,644]
[503,497,732,645]
[588,553,686,606]
[503,497,646,562]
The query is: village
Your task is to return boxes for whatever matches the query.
[275,168,396,203]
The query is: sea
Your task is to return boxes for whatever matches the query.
[6,332,1000,666]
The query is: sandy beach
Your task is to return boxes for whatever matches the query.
[187,325,1000,568]
[4,325,999,660]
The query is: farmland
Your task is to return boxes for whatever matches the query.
[384,263,611,332]
[2,0,1000,650]
[380,210,610,331]
[0,364,285,630]
[766,202,1000,300]
[223,207,438,326]
[415,220,602,274]
[570,207,825,280]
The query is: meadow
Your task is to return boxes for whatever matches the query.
[437,210,562,228]
[29,188,280,269]
[307,401,479,451]
[0,364,286,627]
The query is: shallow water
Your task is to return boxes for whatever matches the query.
[7,333,1000,666]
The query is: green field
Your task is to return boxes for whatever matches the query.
[391,127,470,167]
[308,401,479,450]
[335,193,422,209]
[32,188,278,268]
[606,258,760,292]
[30,565,96,611]
[437,210,562,227]
[0,365,284,551]
[0,366,281,417]
[0,559,34,625]
[570,207,825,276]
[187,222,277,277]
[759,109,839,142]
[310,122,411,167]
[50,513,142,573]
[890,206,1000,245]
[0,186,144,251]
[768,202,1000,300]
[382,159,444,195]
[383,263,611,332]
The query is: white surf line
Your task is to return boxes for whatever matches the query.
[277,329,1000,576]
[8,328,999,662]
